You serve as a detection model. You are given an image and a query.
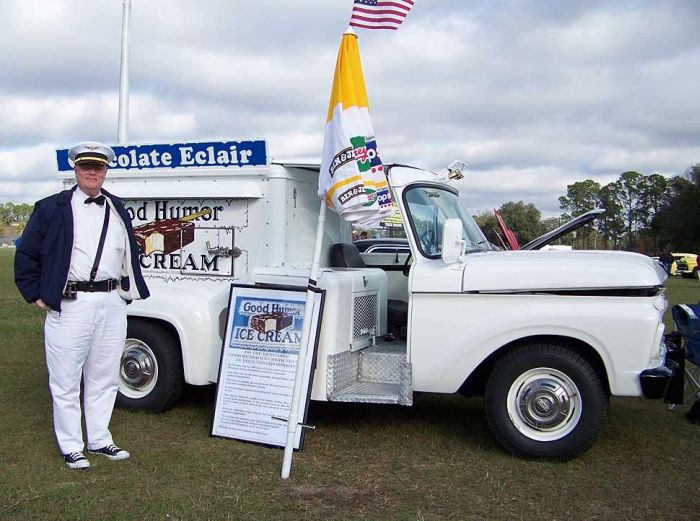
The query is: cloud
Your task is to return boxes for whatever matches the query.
[1,0,698,214]
[0,144,62,202]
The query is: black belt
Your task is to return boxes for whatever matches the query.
[63,279,120,298]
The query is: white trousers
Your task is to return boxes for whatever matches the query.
[44,291,127,454]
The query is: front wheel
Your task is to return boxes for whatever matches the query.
[116,320,184,412]
[484,343,607,460]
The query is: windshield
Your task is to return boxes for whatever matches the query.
[403,184,489,258]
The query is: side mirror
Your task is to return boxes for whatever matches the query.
[441,218,465,264]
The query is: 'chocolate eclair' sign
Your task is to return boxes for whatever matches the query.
[56,139,268,172]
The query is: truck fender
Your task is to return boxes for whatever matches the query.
[127,281,230,385]
[459,329,613,397]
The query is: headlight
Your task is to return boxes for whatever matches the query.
[651,323,667,365]
[653,290,668,315]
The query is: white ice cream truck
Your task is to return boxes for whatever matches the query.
[57,139,682,460]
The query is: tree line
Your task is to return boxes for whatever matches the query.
[4,165,700,254]
[0,203,34,235]
[475,165,700,254]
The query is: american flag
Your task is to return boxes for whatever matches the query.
[349,0,415,31]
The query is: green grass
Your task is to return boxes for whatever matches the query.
[1,248,699,520]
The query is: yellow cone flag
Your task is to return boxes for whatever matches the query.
[319,31,393,225]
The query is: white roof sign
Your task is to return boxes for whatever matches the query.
[56,139,268,173]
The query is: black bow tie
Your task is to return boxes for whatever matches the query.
[84,195,105,206]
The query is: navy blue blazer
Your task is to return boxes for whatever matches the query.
[14,186,150,312]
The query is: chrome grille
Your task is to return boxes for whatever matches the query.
[352,293,377,348]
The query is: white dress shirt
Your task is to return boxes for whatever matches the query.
[69,188,127,282]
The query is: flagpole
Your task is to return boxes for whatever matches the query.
[117,0,131,144]
[281,200,327,479]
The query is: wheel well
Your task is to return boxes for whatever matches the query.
[127,316,182,354]
[458,335,611,397]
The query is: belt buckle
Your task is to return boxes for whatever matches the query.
[63,282,77,300]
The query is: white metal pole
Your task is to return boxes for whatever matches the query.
[281,201,327,479]
[117,0,131,144]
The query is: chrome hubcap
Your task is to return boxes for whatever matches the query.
[507,368,582,441]
[119,339,158,398]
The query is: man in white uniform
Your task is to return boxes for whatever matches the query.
[15,142,150,469]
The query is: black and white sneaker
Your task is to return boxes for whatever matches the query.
[63,451,91,469]
[89,444,130,461]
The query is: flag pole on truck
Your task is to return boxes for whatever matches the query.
[117,0,131,144]
[281,0,415,480]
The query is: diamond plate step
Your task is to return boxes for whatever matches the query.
[360,342,407,384]
[331,382,408,405]
[327,341,412,405]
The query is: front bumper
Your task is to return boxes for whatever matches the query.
[639,333,685,403]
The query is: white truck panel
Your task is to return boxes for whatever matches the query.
[128,279,229,386]
[409,292,666,395]
[112,163,348,391]
[462,249,666,292]
[101,177,264,199]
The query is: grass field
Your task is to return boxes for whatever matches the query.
[1,247,699,520]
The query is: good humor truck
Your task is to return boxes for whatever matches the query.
[57,139,682,460]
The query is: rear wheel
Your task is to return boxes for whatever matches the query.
[116,320,184,412]
[484,343,607,460]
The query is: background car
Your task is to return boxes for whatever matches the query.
[673,252,698,279]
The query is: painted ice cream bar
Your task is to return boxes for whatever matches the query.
[133,209,212,255]
[250,312,294,334]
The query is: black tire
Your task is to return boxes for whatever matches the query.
[693,268,698,280]
[116,320,184,412]
[484,343,607,461]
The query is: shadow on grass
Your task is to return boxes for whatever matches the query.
[306,393,501,453]
[145,382,504,456]
[179,382,217,406]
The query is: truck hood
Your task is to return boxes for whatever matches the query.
[521,209,604,250]
[462,249,666,292]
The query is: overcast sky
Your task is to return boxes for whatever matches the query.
[1,0,698,215]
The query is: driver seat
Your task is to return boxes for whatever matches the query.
[330,243,408,338]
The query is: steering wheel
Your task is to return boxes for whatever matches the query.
[420,230,438,256]
[402,251,413,276]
